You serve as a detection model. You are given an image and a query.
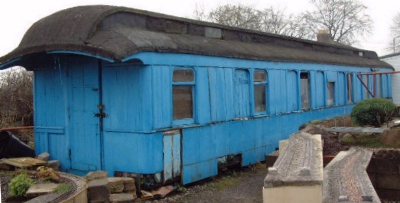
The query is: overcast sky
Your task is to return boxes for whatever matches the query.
[0,0,399,58]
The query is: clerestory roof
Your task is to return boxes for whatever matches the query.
[0,5,392,69]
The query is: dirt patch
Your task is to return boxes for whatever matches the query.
[380,128,400,147]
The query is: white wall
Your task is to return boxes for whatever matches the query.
[382,54,400,105]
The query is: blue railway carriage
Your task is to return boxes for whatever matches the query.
[0,5,393,185]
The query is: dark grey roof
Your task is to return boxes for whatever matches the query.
[0,5,393,69]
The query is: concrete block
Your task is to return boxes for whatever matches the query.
[47,160,60,170]
[279,140,288,154]
[88,178,110,202]
[108,177,125,193]
[263,185,322,203]
[109,193,135,203]
[263,132,323,203]
[86,170,109,181]
[37,152,50,161]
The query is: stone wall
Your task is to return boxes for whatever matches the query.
[367,149,400,201]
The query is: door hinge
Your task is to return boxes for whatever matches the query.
[69,149,72,159]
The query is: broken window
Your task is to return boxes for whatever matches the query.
[254,70,267,113]
[347,73,353,103]
[173,68,194,120]
[300,72,310,109]
[327,82,335,106]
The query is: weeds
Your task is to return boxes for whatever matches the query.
[56,183,72,194]
[8,172,33,196]
[342,133,395,148]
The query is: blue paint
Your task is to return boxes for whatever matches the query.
[31,52,393,184]
[0,58,21,70]
[234,70,251,117]
[47,51,115,62]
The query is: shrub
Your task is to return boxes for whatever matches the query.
[351,98,397,127]
[9,173,34,197]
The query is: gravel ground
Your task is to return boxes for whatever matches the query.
[136,164,267,203]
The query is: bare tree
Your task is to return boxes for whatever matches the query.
[193,3,310,37]
[302,0,373,45]
[207,4,265,31]
[0,67,33,128]
[388,13,400,53]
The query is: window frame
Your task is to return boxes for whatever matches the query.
[327,81,335,106]
[253,69,268,115]
[300,71,311,110]
[172,67,195,125]
[347,73,353,103]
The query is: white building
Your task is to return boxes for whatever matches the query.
[381,53,400,105]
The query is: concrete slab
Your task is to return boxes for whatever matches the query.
[25,183,58,197]
[109,193,135,203]
[2,157,47,168]
[263,132,323,203]
[323,148,380,203]
[324,127,387,133]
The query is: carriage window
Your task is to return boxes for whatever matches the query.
[254,70,267,112]
[300,72,310,109]
[173,69,194,120]
[347,73,353,103]
[327,82,335,106]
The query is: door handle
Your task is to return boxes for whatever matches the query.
[94,113,106,118]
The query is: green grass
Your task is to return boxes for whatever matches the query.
[212,175,241,191]
[56,183,72,194]
[342,133,397,148]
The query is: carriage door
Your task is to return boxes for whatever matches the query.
[68,59,102,172]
